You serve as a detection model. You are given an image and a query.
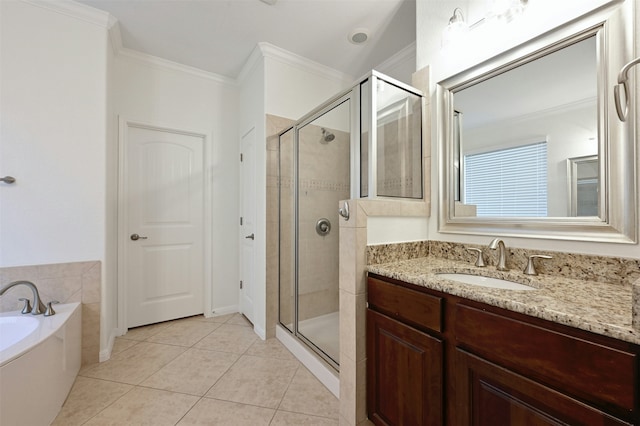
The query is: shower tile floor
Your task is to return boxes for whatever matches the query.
[53,313,339,425]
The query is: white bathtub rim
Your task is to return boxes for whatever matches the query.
[0,302,81,366]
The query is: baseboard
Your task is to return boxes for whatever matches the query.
[208,304,238,318]
[254,324,266,340]
[276,325,339,398]
[99,328,122,362]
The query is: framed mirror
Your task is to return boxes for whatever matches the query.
[437,1,636,243]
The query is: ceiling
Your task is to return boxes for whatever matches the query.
[78,0,416,80]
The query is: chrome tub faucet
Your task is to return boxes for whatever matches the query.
[0,280,47,315]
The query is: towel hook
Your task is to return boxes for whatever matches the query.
[614,57,640,122]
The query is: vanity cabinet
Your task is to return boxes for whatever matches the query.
[366,277,444,425]
[366,274,640,426]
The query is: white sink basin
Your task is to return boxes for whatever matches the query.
[435,273,536,291]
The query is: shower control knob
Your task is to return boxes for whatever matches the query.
[316,218,331,236]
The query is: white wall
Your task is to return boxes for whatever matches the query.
[367,216,429,245]
[0,0,108,267]
[114,53,240,316]
[419,0,640,257]
[263,44,353,120]
[103,23,118,356]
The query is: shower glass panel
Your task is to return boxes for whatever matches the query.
[278,127,295,333]
[296,99,351,366]
[376,81,423,198]
[360,79,371,197]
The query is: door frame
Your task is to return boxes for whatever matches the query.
[117,117,213,334]
[239,126,256,324]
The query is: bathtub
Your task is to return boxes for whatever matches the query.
[0,303,81,426]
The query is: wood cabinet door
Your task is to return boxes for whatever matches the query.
[367,309,443,426]
[454,349,631,426]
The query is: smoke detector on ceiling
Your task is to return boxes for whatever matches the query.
[348,28,369,45]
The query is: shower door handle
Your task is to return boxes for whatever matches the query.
[338,201,350,221]
[245,233,255,240]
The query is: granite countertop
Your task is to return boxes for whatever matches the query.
[367,256,640,346]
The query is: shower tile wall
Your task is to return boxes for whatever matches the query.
[297,125,350,322]
[267,114,294,337]
[269,114,350,331]
[0,261,101,365]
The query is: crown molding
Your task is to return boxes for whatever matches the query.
[117,47,237,86]
[21,0,111,28]
[237,42,354,85]
[375,42,416,74]
[259,42,354,83]
[236,43,266,84]
[108,18,122,55]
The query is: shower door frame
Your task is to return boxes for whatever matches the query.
[278,70,425,371]
[279,90,358,371]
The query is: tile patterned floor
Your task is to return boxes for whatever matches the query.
[53,313,339,425]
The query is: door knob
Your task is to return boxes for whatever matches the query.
[130,233,148,241]
[245,233,255,240]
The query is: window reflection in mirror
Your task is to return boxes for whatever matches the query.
[453,35,598,218]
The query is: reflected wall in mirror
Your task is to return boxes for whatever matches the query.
[454,36,598,218]
[437,0,636,243]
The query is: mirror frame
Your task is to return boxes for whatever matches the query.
[437,1,636,243]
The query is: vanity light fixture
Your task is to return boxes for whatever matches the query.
[442,8,469,46]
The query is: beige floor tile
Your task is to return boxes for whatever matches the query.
[120,321,173,341]
[83,387,198,426]
[111,337,139,355]
[141,348,239,395]
[177,398,275,425]
[146,320,222,347]
[194,324,259,354]
[271,410,339,425]
[245,338,296,360]
[279,367,339,419]
[205,355,299,409]
[52,377,133,426]
[81,342,186,385]
[185,313,236,323]
[226,313,253,326]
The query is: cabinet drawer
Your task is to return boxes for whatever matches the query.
[455,304,637,414]
[368,277,442,333]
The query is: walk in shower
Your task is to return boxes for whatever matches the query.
[278,71,423,370]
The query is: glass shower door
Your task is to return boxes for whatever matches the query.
[296,98,351,366]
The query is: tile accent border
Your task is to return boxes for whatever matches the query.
[0,261,101,365]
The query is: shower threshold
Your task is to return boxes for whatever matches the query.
[276,317,340,398]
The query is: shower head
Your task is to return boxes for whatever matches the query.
[321,128,335,143]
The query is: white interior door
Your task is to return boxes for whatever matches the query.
[239,128,256,324]
[124,123,205,328]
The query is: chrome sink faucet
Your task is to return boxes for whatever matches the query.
[0,280,47,315]
[488,238,508,271]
